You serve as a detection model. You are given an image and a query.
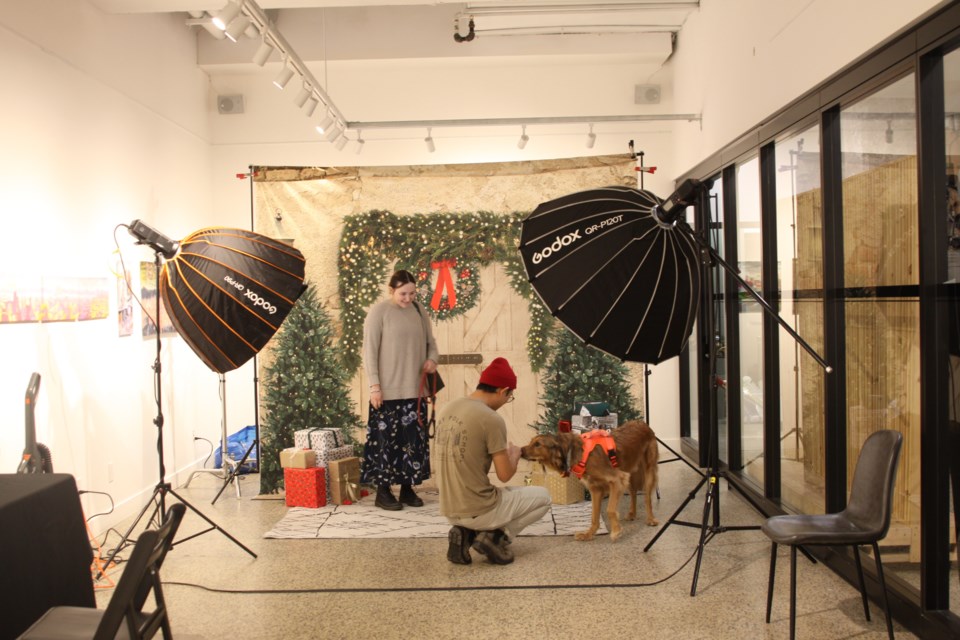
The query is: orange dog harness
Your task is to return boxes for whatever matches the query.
[568,429,618,479]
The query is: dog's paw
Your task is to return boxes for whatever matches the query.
[646,518,659,526]
[609,527,623,542]
[624,512,637,521]
[574,531,595,541]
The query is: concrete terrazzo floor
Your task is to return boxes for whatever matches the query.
[96,460,918,640]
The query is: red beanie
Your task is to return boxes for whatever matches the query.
[479,357,517,390]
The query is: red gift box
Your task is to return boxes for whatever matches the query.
[284,467,327,508]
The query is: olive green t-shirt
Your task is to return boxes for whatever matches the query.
[435,396,507,518]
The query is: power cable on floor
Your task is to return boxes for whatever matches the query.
[163,545,699,595]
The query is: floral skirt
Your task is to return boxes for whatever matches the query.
[360,397,430,487]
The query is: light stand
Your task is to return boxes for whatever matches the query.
[642,180,829,596]
[633,147,686,482]
[182,373,254,504]
[98,238,257,579]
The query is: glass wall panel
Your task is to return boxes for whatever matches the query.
[840,74,920,596]
[943,46,960,616]
[774,128,826,513]
[735,158,764,484]
[687,201,700,447]
[708,179,728,464]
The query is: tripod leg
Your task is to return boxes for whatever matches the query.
[643,472,708,552]
[96,485,164,580]
[166,488,257,558]
[690,474,717,596]
[212,439,257,505]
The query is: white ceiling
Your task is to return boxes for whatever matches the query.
[87,2,699,142]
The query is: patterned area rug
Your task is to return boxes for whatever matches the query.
[263,490,607,539]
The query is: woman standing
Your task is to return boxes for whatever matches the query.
[362,269,439,510]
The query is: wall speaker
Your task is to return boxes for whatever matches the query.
[634,84,661,105]
[217,94,245,115]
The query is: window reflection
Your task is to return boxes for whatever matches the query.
[736,158,764,484]
[943,46,960,617]
[840,73,919,598]
[774,128,826,513]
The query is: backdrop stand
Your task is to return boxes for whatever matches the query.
[98,253,257,579]
[183,373,246,503]
[642,182,827,595]
[635,147,688,485]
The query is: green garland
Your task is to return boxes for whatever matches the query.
[337,210,557,374]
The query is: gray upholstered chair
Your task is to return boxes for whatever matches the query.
[18,502,186,640]
[762,429,902,640]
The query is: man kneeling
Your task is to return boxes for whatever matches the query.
[435,357,552,565]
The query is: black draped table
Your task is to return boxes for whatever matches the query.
[0,473,95,639]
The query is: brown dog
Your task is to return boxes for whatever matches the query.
[521,420,659,542]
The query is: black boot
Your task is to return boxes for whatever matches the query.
[471,529,514,565]
[446,526,475,565]
[375,485,402,511]
[399,484,424,507]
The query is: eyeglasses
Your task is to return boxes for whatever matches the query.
[505,391,516,403]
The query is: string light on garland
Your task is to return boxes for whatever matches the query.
[336,209,557,374]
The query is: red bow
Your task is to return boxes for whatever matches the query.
[430,258,458,311]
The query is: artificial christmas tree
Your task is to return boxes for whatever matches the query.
[259,285,362,495]
[532,328,641,434]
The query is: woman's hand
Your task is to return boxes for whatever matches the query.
[370,385,383,409]
[422,359,438,374]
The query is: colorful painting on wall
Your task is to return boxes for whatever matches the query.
[140,261,177,337]
[0,274,109,324]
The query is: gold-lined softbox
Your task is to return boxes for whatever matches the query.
[159,228,306,373]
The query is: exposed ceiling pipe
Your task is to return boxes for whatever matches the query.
[454,17,475,42]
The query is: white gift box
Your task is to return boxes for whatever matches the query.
[293,427,345,451]
[570,413,618,430]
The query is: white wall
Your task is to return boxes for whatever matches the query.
[668,0,946,178]
[0,1,228,534]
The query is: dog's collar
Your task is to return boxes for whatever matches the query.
[567,429,618,479]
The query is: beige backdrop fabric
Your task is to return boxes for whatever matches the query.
[253,156,645,447]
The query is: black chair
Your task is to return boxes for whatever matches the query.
[762,429,902,640]
[18,502,186,640]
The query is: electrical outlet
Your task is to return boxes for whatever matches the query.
[107,462,114,484]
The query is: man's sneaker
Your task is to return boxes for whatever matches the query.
[447,526,474,565]
[471,530,515,565]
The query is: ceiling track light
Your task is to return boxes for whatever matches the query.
[885,120,894,144]
[517,125,529,149]
[586,124,597,148]
[208,1,349,146]
[334,134,349,151]
[425,128,436,153]
[273,61,294,90]
[324,122,343,142]
[224,15,251,42]
[355,130,365,154]
[252,37,273,66]
[316,111,334,134]
[294,84,312,108]
[212,1,242,31]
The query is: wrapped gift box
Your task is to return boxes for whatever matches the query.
[284,467,326,508]
[280,448,316,469]
[544,471,585,505]
[293,427,345,451]
[571,413,618,430]
[315,444,354,468]
[328,457,361,505]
